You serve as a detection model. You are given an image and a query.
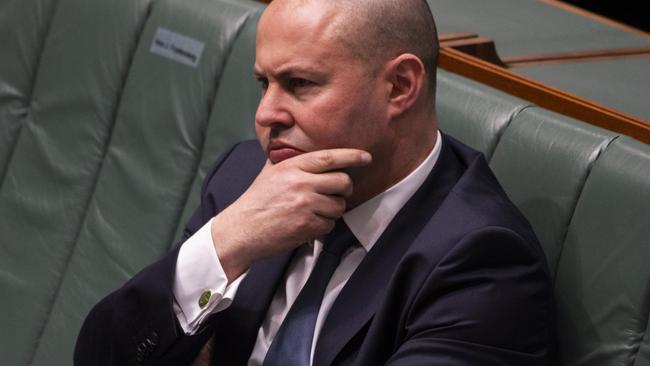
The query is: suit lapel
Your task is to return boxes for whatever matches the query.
[314,135,466,366]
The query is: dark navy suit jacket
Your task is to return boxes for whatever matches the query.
[75,134,556,365]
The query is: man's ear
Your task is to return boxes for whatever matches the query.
[384,54,425,119]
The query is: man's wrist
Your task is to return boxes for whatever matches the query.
[173,218,234,333]
[211,210,253,283]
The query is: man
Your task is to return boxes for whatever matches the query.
[75,0,556,364]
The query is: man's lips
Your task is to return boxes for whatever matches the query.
[267,141,305,163]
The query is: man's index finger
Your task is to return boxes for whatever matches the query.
[296,149,372,173]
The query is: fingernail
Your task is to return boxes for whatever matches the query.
[361,152,372,163]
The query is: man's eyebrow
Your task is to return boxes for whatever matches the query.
[253,65,321,80]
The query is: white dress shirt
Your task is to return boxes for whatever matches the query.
[173,131,442,365]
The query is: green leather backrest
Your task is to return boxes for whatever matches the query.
[439,70,650,365]
[436,70,529,159]
[490,108,616,276]
[1,0,158,363]
[0,0,262,364]
[0,0,57,177]
[555,137,650,365]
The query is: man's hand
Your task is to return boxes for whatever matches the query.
[211,148,372,282]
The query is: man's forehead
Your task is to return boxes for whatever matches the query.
[255,1,355,72]
[258,0,341,39]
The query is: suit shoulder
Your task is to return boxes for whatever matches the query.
[210,140,265,176]
[412,137,543,264]
[446,139,535,241]
[200,140,266,213]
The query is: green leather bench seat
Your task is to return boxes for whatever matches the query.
[29,3,262,365]
[0,0,261,364]
[439,71,650,365]
[436,71,530,159]
[0,0,56,177]
[555,137,650,365]
[426,0,650,58]
[1,0,159,363]
[489,107,616,276]
[2,0,650,365]
[513,58,650,122]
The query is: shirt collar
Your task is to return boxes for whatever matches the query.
[342,131,442,252]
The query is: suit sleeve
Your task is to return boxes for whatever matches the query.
[74,144,242,366]
[386,227,556,366]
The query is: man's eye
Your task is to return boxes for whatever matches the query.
[256,76,269,90]
[289,78,313,89]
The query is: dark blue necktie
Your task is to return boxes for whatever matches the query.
[262,220,357,366]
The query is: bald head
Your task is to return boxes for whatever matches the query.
[265,0,439,96]
[336,0,438,93]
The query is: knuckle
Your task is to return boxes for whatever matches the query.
[336,173,353,197]
[340,173,353,186]
[338,198,348,213]
[286,172,308,191]
[332,203,346,217]
[295,215,311,230]
[315,219,335,236]
[287,179,304,192]
[317,151,335,167]
[293,214,317,236]
[294,193,311,209]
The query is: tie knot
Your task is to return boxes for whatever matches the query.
[321,220,357,258]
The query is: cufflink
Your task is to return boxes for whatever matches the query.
[198,290,212,309]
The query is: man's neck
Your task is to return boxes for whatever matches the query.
[346,127,438,209]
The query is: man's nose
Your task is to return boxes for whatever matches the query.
[255,85,293,129]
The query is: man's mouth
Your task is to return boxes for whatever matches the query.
[267,141,305,164]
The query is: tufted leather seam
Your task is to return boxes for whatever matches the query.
[632,308,650,366]
[551,134,619,283]
[0,0,64,190]
[611,139,648,366]
[26,2,158,364]
[167,8,263,250]
[486,103,534,163]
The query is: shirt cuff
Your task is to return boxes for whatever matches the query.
[173,217,246,334]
